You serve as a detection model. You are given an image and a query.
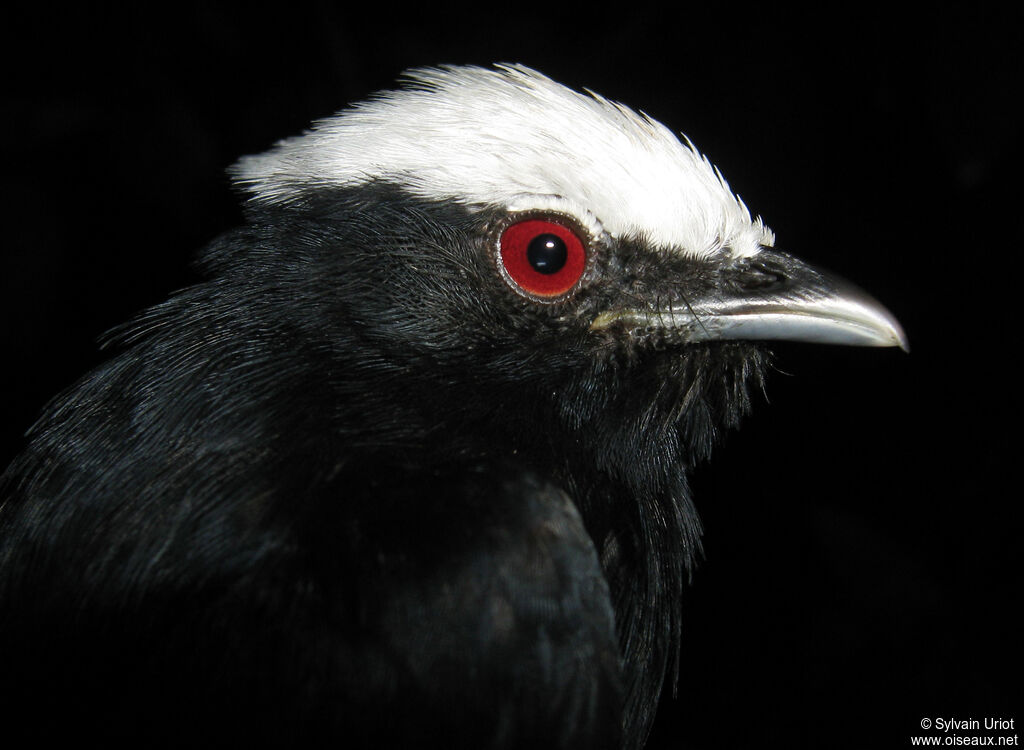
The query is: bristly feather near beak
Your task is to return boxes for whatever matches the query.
[591,248,908,351]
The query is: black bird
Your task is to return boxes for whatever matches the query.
[0,65,905,748]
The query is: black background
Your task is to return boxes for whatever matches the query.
[3,5,1020,748]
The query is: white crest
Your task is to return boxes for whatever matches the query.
[233,64,773,258]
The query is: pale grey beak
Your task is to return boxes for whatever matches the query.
[590,249,909,351]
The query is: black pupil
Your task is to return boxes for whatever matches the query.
[526,233,568,274]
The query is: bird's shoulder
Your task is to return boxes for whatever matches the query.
[309,457,625,748]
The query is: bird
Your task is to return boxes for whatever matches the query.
[0,64,906,749]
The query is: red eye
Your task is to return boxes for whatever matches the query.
[499,219,587,298]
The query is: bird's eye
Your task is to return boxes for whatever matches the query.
[499,219,586,298]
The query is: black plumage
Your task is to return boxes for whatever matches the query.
[0,66,903,748]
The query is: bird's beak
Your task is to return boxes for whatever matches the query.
[590,249,909,351]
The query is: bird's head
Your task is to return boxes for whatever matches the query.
[228,64,906,483]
